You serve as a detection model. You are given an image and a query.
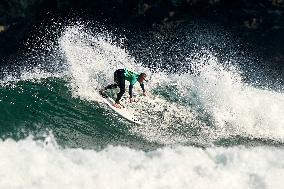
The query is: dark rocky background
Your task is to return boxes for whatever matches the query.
[0,0,283,75]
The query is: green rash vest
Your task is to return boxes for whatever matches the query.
[124,68,139,85]
[123,68,145,98]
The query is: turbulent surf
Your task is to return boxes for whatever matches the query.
[0,23,284,188]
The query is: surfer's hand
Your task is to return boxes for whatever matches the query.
[143,91,148,96]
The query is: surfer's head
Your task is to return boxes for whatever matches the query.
[138,73,147,83]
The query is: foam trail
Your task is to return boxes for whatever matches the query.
[0,136,284,189]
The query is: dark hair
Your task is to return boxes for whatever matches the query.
[139,73,146,78]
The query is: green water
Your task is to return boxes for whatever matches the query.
[0,78,162,150]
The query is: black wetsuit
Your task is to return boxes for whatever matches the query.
[104,69,145,103]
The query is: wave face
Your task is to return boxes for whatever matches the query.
[0,23,284,188]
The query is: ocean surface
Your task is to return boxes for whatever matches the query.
[0,23,284,189]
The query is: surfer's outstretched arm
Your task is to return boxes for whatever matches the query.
[129,84,134,98]
[140,83,148,96]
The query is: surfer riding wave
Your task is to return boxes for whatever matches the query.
[100,68,148,108]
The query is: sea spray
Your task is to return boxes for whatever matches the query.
[0,21,284,189]
[1,22,283,147]
[58,25,284,145]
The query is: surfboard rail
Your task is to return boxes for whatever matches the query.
[102,97,144,125]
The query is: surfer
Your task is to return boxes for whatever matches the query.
[100,68,147,108]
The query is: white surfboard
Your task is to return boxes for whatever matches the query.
[102,96,144,125]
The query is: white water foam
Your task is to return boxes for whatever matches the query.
[58,25,284,144]
[0,137,283,189]
[58,25,205,144]
[184,51,284,141]
[59,25,149,103]
[0,66,64,87]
